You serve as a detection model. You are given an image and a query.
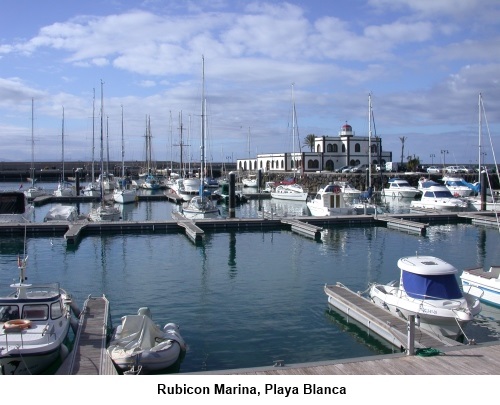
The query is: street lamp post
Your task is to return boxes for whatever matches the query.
[430,154,435,165]
[440,150,448,168]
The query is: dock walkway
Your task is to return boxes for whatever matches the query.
[323,283,461,350]
[207,341,500,375]
[56,295,117,375]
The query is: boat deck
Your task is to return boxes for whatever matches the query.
[56,295,117,375]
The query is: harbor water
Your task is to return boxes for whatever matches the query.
[1,182,500,374]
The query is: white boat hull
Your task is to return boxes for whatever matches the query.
[369,283,480,340]
[113,190,137,204]
[461,266,500,307]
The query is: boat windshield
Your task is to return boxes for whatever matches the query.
[402,271,463,300]
[426,190,454,198]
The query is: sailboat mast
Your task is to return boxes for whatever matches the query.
[200,55,206,197]
[368,93,372,188]
[61,106,65,184]
[30,98,35,186]
[478,93,482,177]
[292,83,295,170]
[100,80,104,200]
[121,105,125,178]
[91,88,95,184]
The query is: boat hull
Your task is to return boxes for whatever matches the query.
[369,284,479,340]
[461,267,500,307]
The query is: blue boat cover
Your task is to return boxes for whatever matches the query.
[402,271,463,300]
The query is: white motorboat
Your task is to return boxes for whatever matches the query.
[369,255,482,340]
[0,191,34,223]
[271,184,308,201]
[107,307,186,374]
[441,175,476,197]
[0,250,77,374]
[410,183,469,211]
[43,204,79,222]
[461,265,500,307]
[171,178,200,202]
[381,178,421,198]
[242,174,258,188]
[307,183,353,216]
[334,181,361,199]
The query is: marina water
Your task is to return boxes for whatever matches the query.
[2,182,500,373]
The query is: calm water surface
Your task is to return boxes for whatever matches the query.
[2,182,500,373]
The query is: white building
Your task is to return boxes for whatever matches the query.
[237,123,392,173]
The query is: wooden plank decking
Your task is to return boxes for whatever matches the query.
[215,341,500,375]
[56,295,117,375]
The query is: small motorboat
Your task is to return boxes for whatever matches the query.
[0,249,77,374]
[410,183,469,211]
[107,307,186,374]
[461,265,500,307]
[306,183,353,216]
[381,178,421,198]
[368,255,482,341]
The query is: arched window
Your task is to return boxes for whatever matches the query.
[333,144,338,153]
[342,144,346,153]
[325,160,334,171]
[355,143,361,152]
[327,144,333,152]
[316,144,321,152]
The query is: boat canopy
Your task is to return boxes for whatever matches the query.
[402,271,463,300]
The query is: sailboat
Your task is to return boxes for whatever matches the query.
[88,81,121,221]
[271,84,308,201]
[113,105,137,204]
[83,88,100,197]
[53,107,75,197]
[465,93,500,212]
[24,99,48,199]
[177,56,219,219]
[139,116,162,190]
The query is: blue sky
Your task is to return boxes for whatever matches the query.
[1,0,499,167]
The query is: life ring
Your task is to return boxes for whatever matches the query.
[3,319,32,330]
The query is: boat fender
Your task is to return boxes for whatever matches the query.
[3,319,32,331]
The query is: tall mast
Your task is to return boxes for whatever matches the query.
[100,80,104,200]
[91,88,95,183]
[61,106,65,184]
[478,93,482,177]
[30,98,35,186]
[292,83,295,165]
[200,55,205,197]
[121,105,125,178]
[368,93,372,188]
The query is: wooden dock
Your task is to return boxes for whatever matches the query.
[0,211,497,246]
[323,283,462,350]
[171,211,205,242]
[202,341,500,375]
[374,214,428,235]
[280,218,323,240]
[56,295,117,375]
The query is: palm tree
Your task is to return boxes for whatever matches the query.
[304,134,316,152]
